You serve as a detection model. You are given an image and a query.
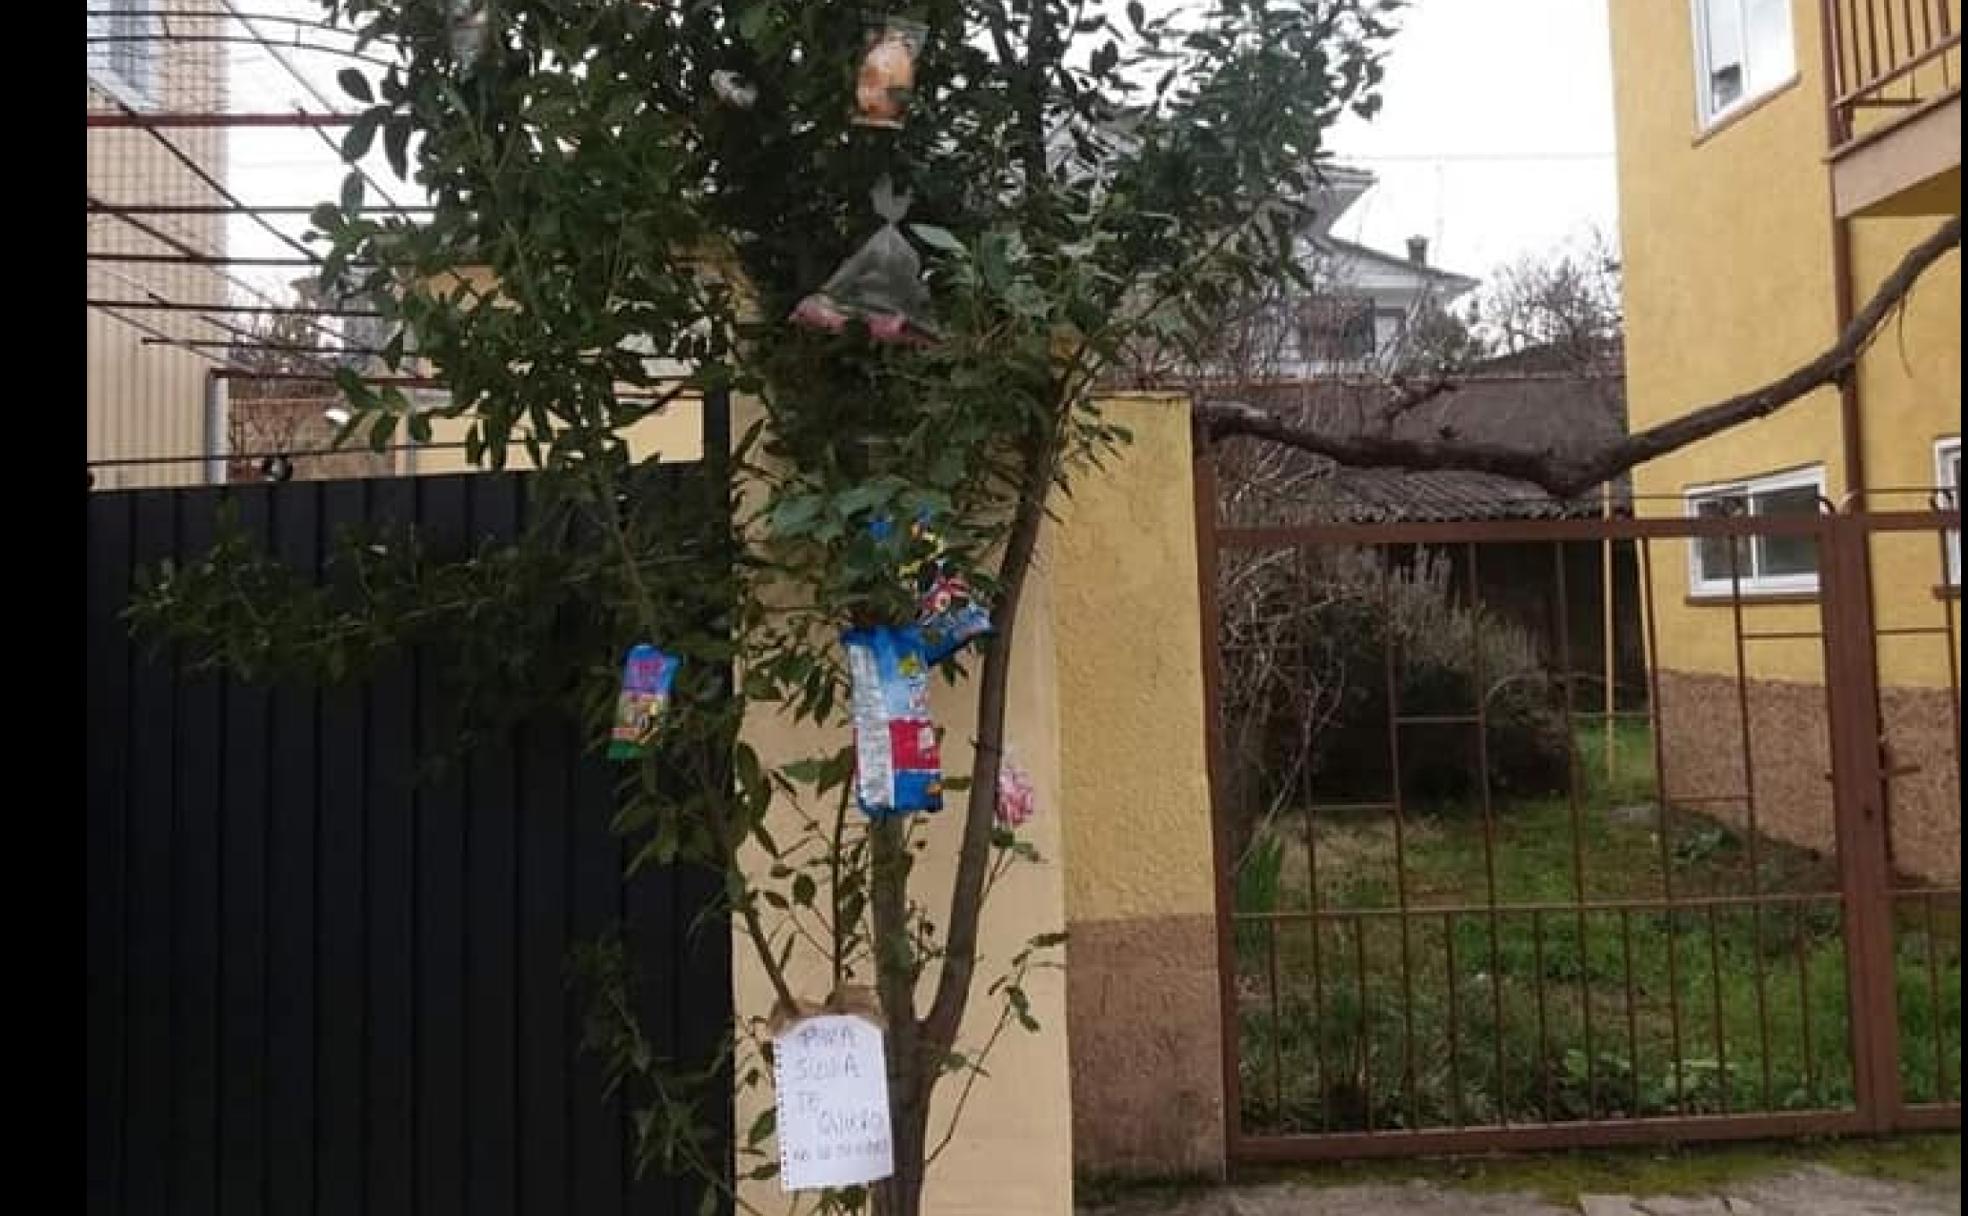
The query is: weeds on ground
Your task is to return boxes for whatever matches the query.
[1232,722,1962,1133]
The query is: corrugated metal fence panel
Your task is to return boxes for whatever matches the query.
[85,472,733,1216]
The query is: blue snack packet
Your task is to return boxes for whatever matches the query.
[842,625,943,817]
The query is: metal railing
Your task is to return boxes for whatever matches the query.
[1196,483,1962,1159]
[1825,0,1962,149]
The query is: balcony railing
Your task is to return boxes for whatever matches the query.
[1824,0,1962,149]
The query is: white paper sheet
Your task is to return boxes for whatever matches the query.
[773,1013,895,1192]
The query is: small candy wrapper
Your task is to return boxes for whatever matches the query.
[996,752,1036,830]
[608,644,679,761]
[905,513,994,663]
[842,626,943,817]
[917,570,993,664]
[853,16,925,130]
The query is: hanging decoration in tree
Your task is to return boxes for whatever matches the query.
[446,0,488,69]
[995,750,1036,830]
[710,69,757,110]
[769,991,894,1191]
[607,643,679,761]
[843,625,943,817]
[791,177,939,344]
[905,514,993,663]
[853,15,925,129]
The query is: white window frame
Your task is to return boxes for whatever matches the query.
[1690,0,1797,128]
[1938,436,1961,586]
[1684,464,1827,598]
[88,0,160,112]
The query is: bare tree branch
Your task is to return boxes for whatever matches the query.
[1197,214,1962,499]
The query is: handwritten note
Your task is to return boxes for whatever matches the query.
[772,1013,895,1192]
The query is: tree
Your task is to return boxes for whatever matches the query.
[223,290,395,481]
[1470,226,1622,374]
[133,3,1409,1214]
[123,4,1961,1214]
[1196,212,1960,497]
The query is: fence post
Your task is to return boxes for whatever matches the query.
[1191,418,1243,1167]
[1819,510,1903,1132]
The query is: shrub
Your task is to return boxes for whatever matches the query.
[1224,546,1571,823]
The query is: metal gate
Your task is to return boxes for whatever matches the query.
[1197,475,1961,1160]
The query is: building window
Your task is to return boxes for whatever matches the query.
[88,0,159,111]
[1300,299,1377,364]
[1691,0,1795,126]
[1685,465,1825,597]
[1939,437,1962,586]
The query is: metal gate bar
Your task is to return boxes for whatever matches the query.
[1201,470,1961,1161]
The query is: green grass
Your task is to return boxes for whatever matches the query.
[1233,722,1961,1134]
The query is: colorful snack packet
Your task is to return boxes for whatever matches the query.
[904,512,994,663]
[917,569,993,664]
[608,644,679,761]
[842,626,943,816]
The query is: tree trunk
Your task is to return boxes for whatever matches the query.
[869,817,928,1216]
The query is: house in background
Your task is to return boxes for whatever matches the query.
[88,3,230,490]
[1608,0,1959,878]
[1272,166,1480,377]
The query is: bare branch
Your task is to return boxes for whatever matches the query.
[1197,214,1962,499]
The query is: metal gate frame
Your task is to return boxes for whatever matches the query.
[1194,443,1961,1161]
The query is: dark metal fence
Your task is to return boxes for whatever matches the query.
[86,470,734,1215]
[1197,478,1961,1160]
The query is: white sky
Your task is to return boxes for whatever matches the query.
[224,0,1621,299]
[1323,0,1620,283]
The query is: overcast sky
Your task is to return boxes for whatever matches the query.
[227,0,1621,298]
[1322,0,1620,283]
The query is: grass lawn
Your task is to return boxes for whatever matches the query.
[1233,721,1961,1134]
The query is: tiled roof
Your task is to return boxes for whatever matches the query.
[1228,366,1630,522]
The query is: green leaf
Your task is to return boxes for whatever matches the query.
[384,116,413,180]
[336,68,373,103]
[908,225,965,255]
[340,171,366,217]
[746,1106,776,1147]
[791,873,817,907]
[768,494,821,536]
[342,110,383,161]
[736,1,772,44]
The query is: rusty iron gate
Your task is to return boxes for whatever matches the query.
[1197,478,1961,1161]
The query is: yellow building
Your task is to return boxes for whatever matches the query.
[87,7,229,490]
[1608,0,1960,877]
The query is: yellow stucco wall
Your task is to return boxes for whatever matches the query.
[727,392,1227,1204]
[1610,0,1960,691]
[730,395,1074,1216]
[410,400,703,474]
[1056,396,1216,924]
[1053,397,1227,1179]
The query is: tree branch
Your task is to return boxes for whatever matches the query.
[921,433,1054,1056]
[1197,214,1961,499]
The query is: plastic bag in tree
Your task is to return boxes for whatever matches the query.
[447,0,487,68]
[790,178,938,345]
